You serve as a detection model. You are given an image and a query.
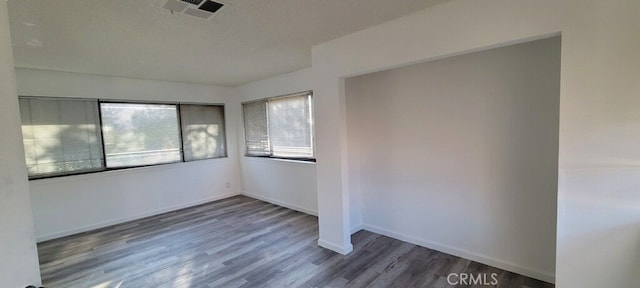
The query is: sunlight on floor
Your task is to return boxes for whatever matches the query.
[91,280,123,288]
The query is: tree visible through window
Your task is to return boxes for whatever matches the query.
[100,103,182,168]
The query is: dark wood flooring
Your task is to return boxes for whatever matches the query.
[37,195,554,288]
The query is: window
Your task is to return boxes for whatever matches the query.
[19,97,104,178]
[19,97,227,179]
[180,104,227,161]
[242,91,314,160]
[100,103,182,168]
[243,99,270,156]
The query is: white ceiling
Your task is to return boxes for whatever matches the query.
[7,0,446,86]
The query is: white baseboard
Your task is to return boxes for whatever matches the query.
[36,192,240,242]
[361,223,555,284]
[318,239,353,255]
[351,223,363,234]
[242,192,318,216]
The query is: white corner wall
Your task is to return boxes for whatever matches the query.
[16,68,242,241]
[0,3,42,286]
[235,68,318,215]
[312,0,640,287]
[345,37,560,281]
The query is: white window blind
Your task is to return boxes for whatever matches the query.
[180,104,226,161]
[243,99,270,156]
[242,92,314,159]
[268,94,313,158]
[100,103,182,168]
[19,97,104,178]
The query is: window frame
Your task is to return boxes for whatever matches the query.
[242,91,316,162]
[19,96,228,180]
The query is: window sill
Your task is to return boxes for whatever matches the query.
[242,156,316,166]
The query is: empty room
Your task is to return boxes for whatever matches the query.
[0,1,638,288]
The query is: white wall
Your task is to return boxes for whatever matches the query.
[345,37,560,281]
[0,3,42,287]
[234,68,318,215]
[16,68,242,241]
[557,1,640,286]
[312,0,640,287]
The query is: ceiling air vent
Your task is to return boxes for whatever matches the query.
[163,0,224,20]
[198,1,224,13]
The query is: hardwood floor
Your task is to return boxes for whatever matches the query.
[38,195,554,288]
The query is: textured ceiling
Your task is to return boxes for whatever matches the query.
[8,0,446,86]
